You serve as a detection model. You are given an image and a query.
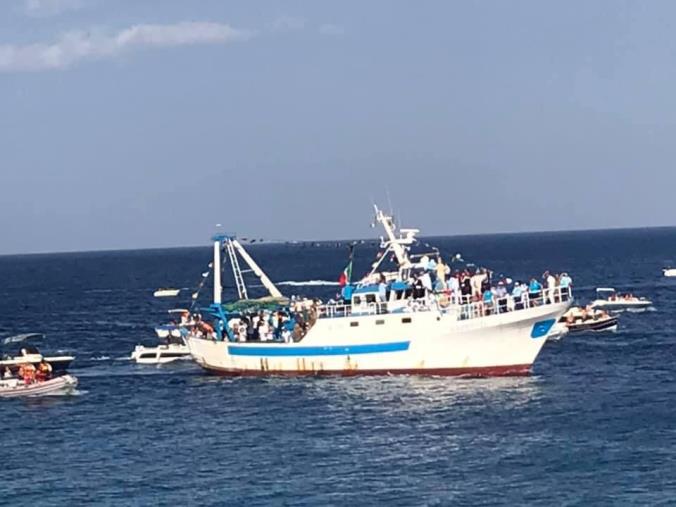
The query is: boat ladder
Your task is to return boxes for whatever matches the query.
[224,239,248,300]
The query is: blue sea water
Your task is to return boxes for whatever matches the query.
[2,228,676,505]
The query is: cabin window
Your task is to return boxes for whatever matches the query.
[350,322,359,327]
[353,296,362,305]
[375,319,385,325]
[366,294,377,304]
[402,317,412,324]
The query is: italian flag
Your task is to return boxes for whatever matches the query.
[338,260,352,287]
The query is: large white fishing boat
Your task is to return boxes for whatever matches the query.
[187,207,572,377]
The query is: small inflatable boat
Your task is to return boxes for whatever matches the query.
[0,374,78,399]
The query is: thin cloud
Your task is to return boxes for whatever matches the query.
[23,0,86,17]
[0,21,253,72]
[319,24,345,36]
[268,15,305,32]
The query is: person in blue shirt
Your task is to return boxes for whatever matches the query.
[482,288,494,315]
[559,272,573,300]
[341,284,353,304]
[528,278,542,306]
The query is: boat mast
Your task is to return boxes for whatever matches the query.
[211,233,283,303]
[212,234,224,304]
[366,205,419,279]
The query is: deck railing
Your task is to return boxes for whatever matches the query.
[318,286,572,322]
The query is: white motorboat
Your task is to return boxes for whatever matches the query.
[130,342,191,364]
[0,374,78,398]
[0,345,74,374]
[590,288,652,312]
[154,288,181,298]
[664,268,676,277]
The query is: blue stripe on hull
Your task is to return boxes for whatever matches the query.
[227,341,410,357]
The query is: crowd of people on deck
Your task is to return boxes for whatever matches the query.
[339,255,573,318]
[188,256,574,343]
[223,299,319,343]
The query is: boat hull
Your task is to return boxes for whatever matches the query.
[591,301,651,311]
[0,374,78,398]
[131,344,191,364]
[187,302,569,377]
[567,317,618,333]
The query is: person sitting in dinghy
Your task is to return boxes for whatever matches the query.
[35,361,52,381]
[18,363,36,385]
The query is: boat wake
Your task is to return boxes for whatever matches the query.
[42,388,85,397]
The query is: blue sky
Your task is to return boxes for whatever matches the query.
[1,0,675,254]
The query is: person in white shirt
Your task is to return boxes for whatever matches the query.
[448,274,460,301]
[545,271,556,303]
[470,271,485,299]
[420,272,433,293]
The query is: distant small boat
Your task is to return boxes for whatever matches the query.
[560,306,618,333]
[153,288,180,298]
[0,374,78,398]
[664,268,676,277]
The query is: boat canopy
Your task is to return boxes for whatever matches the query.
[1,333,44,346]
[596,288,616,294]
[390,281,409,291]
[220,296,289,313]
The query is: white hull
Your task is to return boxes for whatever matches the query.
[664,269,676,277]
[0,374,78,398]
[590,300,652,311]
[188,302,569,376]
[131,343,191,364]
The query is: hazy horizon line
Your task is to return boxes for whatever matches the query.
[2,223,674,258]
